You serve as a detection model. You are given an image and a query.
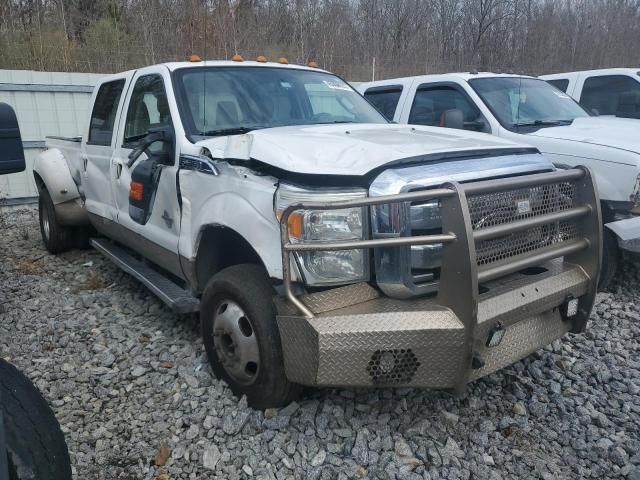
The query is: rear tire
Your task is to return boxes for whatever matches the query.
[0,360,72,480]
[200,264,299,409]
[599,229,620,290]
[38,190,72,254]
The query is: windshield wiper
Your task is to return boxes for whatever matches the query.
[200,126,266,137]
[306,120,358,125]
[513,119,573,128]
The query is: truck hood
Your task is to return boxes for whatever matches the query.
[526,117,640,155]
[195,123,533,176]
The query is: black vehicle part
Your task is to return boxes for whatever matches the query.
[200,264,300,409]
[0,360,71,480]
[0,102,26,175]
[129,156,163,225]
[599,229,620,290]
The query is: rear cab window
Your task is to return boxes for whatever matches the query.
[88,80,126,146]
[546,78,569,93]
[363,85,403,121]
[581,75,640,117]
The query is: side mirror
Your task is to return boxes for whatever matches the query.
[440,109,465,130]
[0,103,26,175]
[127,126,174,167]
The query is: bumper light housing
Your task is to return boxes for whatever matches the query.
[560,296,579,319]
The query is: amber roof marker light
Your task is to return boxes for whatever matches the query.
[256,55,267,63]
[232,54,244,62]
[307,61,319,68]
[278,57,289,65]
[189,55,202,62]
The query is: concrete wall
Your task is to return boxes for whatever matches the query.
[0,70,104,200]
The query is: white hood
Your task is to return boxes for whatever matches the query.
[196,123,533,176]
[527,117,640,155]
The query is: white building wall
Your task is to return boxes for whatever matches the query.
[0,70,104,199]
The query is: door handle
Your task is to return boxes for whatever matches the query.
[113,159,123,179]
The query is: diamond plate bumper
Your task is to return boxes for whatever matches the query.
[277,262,588,388]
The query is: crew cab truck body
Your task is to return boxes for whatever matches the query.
[541,68,640,120]
[33,61,601,408]
[359,73,640,287]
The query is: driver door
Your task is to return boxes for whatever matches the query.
[111,69,183,277]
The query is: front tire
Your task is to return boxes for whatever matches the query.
[200,264,299,409]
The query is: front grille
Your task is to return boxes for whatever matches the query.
[409,179,581,277]
[468,180,580,268]
[475,221,578,265]
[467,181,577,230]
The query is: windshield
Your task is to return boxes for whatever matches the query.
[469,77,590,131]
[174,67,386,139]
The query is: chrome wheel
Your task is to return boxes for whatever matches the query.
[212,300,260,385]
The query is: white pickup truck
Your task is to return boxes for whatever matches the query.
[33,60,601,408]
[541,68,640,119]
[359,73,640,287]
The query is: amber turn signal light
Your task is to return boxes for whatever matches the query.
[130,181,144,201]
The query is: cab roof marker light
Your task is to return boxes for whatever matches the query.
[278,57,289,65]
[256,55,267,63]
[189,55,202,62]
[232,54,244,62]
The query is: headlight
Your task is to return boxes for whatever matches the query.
[276,184,369,286]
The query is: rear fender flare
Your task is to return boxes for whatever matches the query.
[33,149,88,225]
[33,148,80,205]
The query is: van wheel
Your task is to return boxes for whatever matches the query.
[599,230,620,290]
[201,264,299,409]
[38,190,72,254]
[0,360,72,480]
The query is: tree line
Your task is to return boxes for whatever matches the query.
[1,0,639,80]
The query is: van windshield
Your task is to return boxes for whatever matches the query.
[469,77,590,132]
[174,66,386,139]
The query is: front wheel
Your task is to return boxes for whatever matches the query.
[200,264,299,409]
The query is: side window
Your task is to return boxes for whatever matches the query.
[581,75,640,116]
[88,80,125,146]
[124,74,172,143]
[363,86,403,120]
[409,86,482,130]
[546,79,569,93]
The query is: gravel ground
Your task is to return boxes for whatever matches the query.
[1,206,639,480]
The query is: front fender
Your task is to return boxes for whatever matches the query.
[182,189,284,280]
[33,148,80,205]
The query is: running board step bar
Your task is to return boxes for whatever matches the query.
[90,238,200,314]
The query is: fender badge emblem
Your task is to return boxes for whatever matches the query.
[162,210,174,229]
